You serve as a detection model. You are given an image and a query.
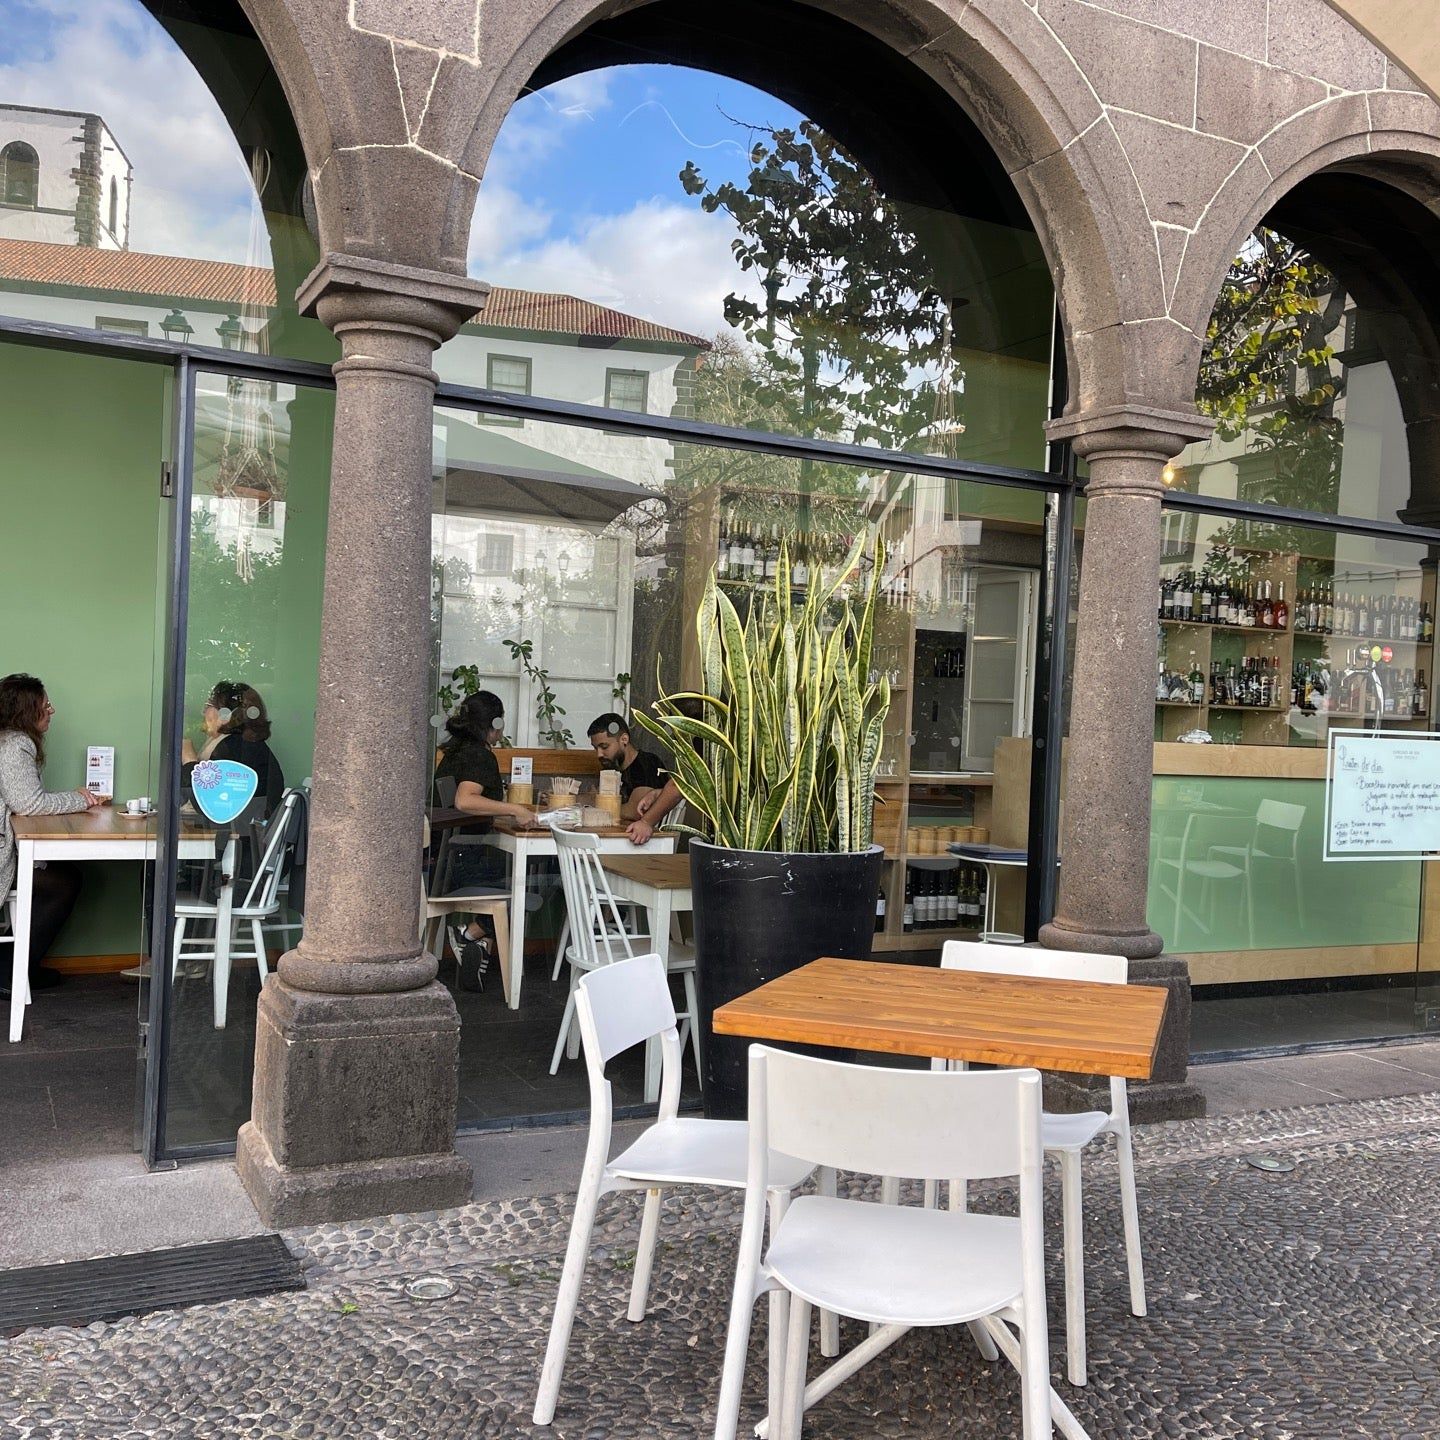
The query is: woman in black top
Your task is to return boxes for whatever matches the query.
[433,690,536,989]
[181,681,285,817]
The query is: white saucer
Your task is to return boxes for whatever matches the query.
[118,808,155,820]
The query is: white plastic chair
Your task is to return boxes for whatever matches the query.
[550,825,700,1078]
[533,954,814,1427]
[936,941,1145,1387]
[1204,799,1305,945]
[173,789,302,1028]
[715,1047,1092,1440]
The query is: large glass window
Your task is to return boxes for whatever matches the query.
[1157,187,1440,1056]
[430,404,1053,1121]
[159,373,334,1151]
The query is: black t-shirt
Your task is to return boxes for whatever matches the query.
[434,739,503,816]
[619,747,667,802]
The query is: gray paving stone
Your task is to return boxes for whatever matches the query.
[5,1093,1440,1436]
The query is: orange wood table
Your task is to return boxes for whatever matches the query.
[711,955,1167,1079]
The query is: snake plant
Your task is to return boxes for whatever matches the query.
[635,534,891,852]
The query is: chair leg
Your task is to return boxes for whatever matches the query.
[628,1188,663,1323]
[1116,1124,1147,1317]
[550,977,578,1076]
[879,1175,900,1207]
[682,969,702,1076]
[1060,1149,1087,1386]
[551,916,569,982]
[252,919,270,981]
[778,1297,811,1440]
[533,1172,605,1426]
[815,1168,839,1360]
[487,903,512,1004]
[766,1190,792,1431]
[171,916,186,978]
[713,1188,771,1440]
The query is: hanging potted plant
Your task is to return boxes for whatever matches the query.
[637,536,890,1118]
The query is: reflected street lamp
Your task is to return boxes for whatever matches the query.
[160,309,194,344]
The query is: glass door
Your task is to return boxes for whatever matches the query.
[144,365,334,1159]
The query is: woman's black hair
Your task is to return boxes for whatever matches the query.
[443,689,505,749]
[209,680,273,743]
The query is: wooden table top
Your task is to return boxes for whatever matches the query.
[11,809,214,842]
[600,854,692,889]
[711,956,1168,1080]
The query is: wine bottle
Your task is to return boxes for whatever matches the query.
[902,868,914,933]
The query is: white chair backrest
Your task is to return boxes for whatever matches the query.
[940,939,1127,987]
[241,789,302,911]
[577,953,677,1066]
[1255,799,1304,832]
[751,1045,1042,1183]
[552,824,636,967]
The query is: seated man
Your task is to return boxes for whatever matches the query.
[587,712,667,820]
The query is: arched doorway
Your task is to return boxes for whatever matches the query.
[428,1,1075,1124]
[1150,168,1440,1055]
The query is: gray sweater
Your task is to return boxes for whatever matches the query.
[0,731,91,898]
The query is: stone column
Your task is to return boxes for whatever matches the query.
[1039,406,1211,1122]
[237,255,489,1226]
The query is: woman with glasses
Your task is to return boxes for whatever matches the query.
[0,673,105,996]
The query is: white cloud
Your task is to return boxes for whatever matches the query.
[479,197,762,340]
[0,0,262,263]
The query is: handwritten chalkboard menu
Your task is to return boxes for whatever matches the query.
[1325,731,1440,861]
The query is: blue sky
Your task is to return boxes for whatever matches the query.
[470,67,805,337]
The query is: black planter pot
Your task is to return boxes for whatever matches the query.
[689,839,885,1120]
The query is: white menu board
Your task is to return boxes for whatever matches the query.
[1325,730,1440,861]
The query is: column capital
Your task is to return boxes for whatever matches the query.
[1046,403,1214,466]
[296,252,490,346]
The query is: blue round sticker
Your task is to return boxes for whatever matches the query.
[190,759,260,825]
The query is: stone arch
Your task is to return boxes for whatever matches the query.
[456,0,1160,423]
[1168,92,1440,404]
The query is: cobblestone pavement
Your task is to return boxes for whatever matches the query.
[4,1092,1440,1439]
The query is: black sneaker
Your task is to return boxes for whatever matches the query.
[455,934,492,993]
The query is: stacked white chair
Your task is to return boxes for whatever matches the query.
[715,1046,1092,1440]
[533,953,814,1427]
[936,940,1146,1387]
[549,824,700,1078]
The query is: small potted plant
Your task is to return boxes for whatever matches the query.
[637,536,890,1118]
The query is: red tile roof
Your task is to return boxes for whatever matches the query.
[0,237,707,349]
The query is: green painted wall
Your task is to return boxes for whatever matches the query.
[0,343,168,955]
[0,350,334,957]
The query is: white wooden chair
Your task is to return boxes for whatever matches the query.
[550,825,700,1078]
[1,889,25,1010]
[173,789,302,1029]
[715,1047,1091,1440]
[936,940,1145,1387]
[532,954,814,1427]
[419,814,511,996]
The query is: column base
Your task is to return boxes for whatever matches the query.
[237,1122,472,1228]
[1039,917,1164,960]
[237,979,473,1227]
[1040,951,1207,1123]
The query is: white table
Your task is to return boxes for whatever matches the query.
[9,809,217,1042]
[483,820,678,1010]
[601,854,694,1102]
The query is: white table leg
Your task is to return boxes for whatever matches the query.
[506,840,527,1010]
[212,837,237,1030]
[9,839,36,1043]
[644,892,673,1104]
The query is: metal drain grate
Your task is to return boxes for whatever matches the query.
[0,1234,305,1336]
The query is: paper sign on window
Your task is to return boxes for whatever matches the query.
[1324,731,1440,861]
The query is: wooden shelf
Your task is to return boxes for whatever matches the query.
[1292,631,1432,648]
[1160,619,1292,636]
